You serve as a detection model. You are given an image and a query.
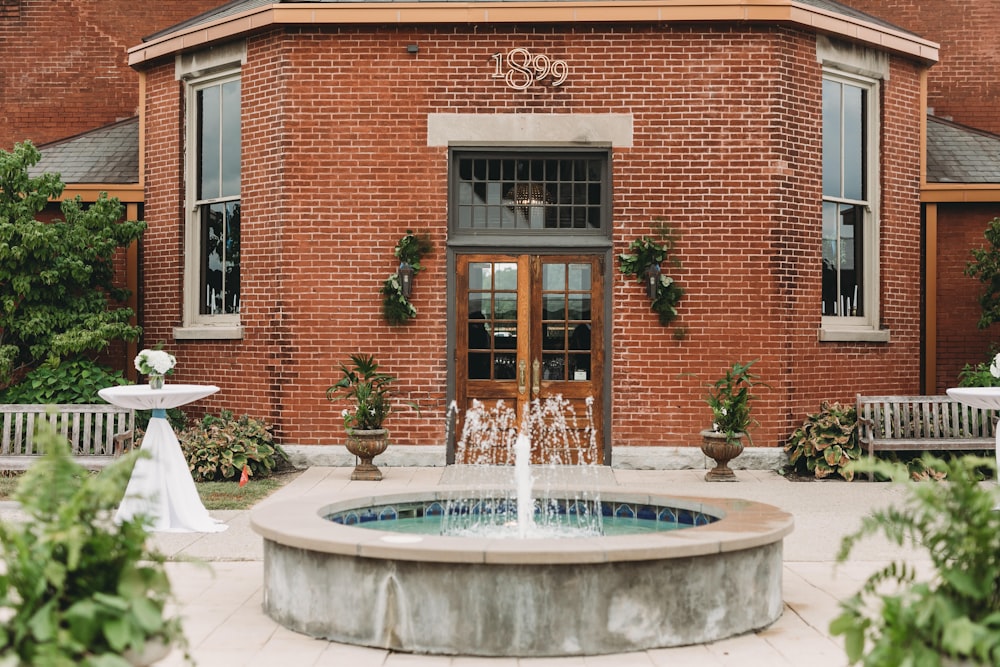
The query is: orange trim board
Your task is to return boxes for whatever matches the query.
[128,0,938,67]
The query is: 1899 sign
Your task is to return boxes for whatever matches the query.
[490,48,569,90]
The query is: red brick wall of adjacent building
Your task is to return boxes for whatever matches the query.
[0,0,219,149]
[935,204,1000,392]
[850,0,1000,135]
[140,24,926,450]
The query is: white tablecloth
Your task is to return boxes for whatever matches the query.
[99,384,227,533]
[946,387,1000,487]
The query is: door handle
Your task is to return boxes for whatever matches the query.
[532,359,541,395]
[518,359,527,395]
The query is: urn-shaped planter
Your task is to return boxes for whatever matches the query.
[700,429,744,482]
[345,428,390,481]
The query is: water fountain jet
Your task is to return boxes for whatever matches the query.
[251,397,794,656]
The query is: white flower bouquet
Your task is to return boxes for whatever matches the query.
[134,349,177,376]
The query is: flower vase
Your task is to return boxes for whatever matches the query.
[148,374,165,390]
[700,429,744,482]
[344,429,390,481]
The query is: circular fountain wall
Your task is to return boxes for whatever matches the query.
[251,487,794,657]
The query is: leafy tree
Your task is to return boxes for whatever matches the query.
[0,141,145,389]
[965,216,1000,329]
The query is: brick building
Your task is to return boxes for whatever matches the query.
[0,0,223,378]
[125,0,938,462]
[844,0,1000,394]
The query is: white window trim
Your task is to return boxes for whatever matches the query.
[819,68,886,343]
[175,67,243,340]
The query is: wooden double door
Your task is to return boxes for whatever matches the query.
[455,254,604,464]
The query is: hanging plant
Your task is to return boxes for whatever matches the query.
[618,223,684,325]
[381,230,431,326]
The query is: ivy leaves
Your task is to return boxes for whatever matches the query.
[381,230,431,326]
[617,225,684,326]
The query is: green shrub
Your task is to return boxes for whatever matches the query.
[0,424,185,664]
[784,401,862,480]
[179,410,287,482]
[0,358,128,404]
[958,350,1000,388]
[831,455,1000,666]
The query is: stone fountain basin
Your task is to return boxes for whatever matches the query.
[251,487,794,657]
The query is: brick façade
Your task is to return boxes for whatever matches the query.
[137,22,927,453]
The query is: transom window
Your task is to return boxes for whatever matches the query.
[821,70,881,338]
[452,152,608,233]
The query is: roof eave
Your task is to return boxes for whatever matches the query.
[127,0,939,68]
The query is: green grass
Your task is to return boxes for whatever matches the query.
[195,476,287,510]
[0,470,300,511]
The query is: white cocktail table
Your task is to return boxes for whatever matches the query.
[946,387,1000,491]
[99,384,227,533]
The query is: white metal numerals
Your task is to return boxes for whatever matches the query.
[490,48,569,90]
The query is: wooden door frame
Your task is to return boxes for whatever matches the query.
[445,245,613,465]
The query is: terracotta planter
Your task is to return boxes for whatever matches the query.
[699,429,744,482]
[345,428,389,481]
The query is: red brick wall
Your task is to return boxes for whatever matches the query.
[935,204,1000,391]
[141,24,926,450]
[0,0,219,149]
[850,0,1000,134]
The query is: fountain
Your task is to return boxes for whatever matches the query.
[251,397,793,657]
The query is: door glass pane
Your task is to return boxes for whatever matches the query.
[567,294,590,321]
[495,353,517,379]
[494,263,517,290]
[542,353,565,380]
[543,324,567,350]
[469,352,491,379]
[542,264,565,290]
[494,293,517,320]
[469,263,491,289]
[568,264,590,290]
[543,295,566,320]
[468,292,491,319]
[569,353,590,381]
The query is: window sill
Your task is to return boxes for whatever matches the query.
[818,326,890,343]
[174,325,243,340]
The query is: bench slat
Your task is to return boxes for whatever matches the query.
[857,394,997,480]
[0,404,135,470]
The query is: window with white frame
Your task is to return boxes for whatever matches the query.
[821,70,882,340]
[182,70,241,334]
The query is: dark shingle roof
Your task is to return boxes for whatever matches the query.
[28,118,139,185]
[927,115,1000,184]
[145,0,919,43]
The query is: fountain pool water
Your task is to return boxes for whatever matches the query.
[250,398,794,657]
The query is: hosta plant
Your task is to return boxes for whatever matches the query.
[831,455,1000,666]
[179,410,287,482]
[784,401,861,480]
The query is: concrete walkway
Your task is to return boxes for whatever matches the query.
[148,467,925,667]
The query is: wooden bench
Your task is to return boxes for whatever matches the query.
[0,404,135,471]
[856,394,996,478]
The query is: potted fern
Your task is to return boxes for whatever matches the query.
[326,353,417,481]
[700,359,767,481]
